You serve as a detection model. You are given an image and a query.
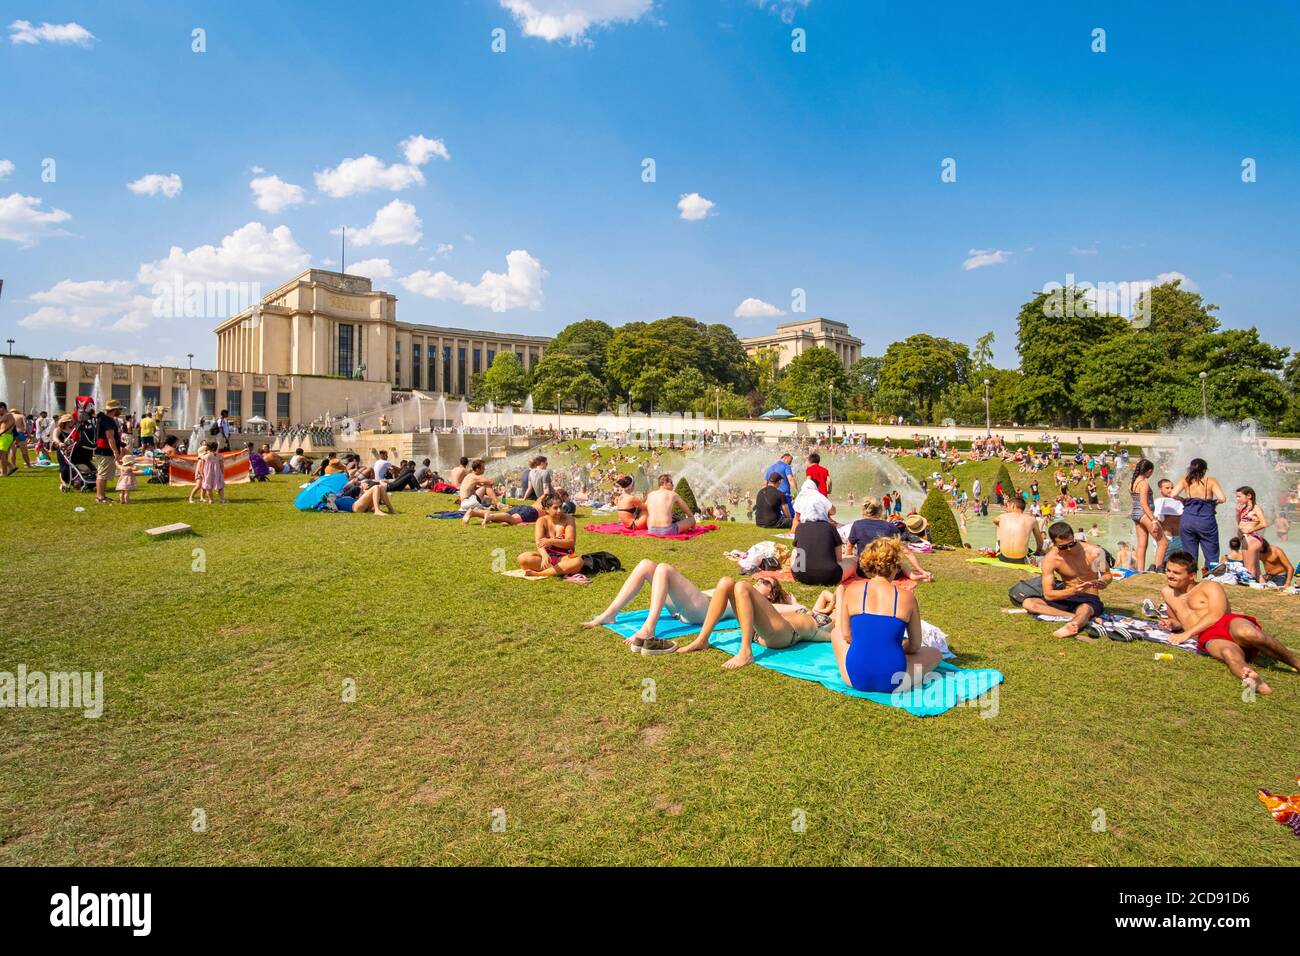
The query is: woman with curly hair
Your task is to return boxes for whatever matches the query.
[833,537,941,694]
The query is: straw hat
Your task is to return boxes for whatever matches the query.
[119,454,136,468]
[904,513,929,534]
[103,398,123,412]
[58,414,74,426]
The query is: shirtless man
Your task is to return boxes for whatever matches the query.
[1230,536,1295,588]
[644,473,696,537]
[458,459,500,510]
[1161,550,1300,694]
[0,403,16,477]
[993,495,1042,564]
[1017,521,1111,639]
[447,456,471,489]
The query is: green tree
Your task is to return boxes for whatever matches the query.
[779,347,849,418]
[1014,288,1126,426]
[530,352,587,410]
[550,319,615,383]
[662,367,709,413]
[877,334,971,423]
[846,355,883,413]
[479,351,529,405]
[674,477,699,515]
[605,316,755,401]
[630,367,671,412]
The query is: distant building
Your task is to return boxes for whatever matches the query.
[214,269,552,396]
[740,317,862,370]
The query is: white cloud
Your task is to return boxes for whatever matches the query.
[59,345,183,366]
[0,160,13,179]
[8,20,96,46]
[137,221,310,286]
[1070,245,1098,256]
[250,173,306,213]
[336,199,422,247]
[315,134,448,198]
[752,1,812,24]
[963,248,1011,271]
[501,0,653,45]
[401,249,547,311]
[346,258,393,280]
[1154,270,1197,291]
[0,192,72,247]
[19,279,154,333]
[434,242,454,258]
[677,192,715,221]
[401,134,450,165]
[127,173,183,199]
[734,297,785,319]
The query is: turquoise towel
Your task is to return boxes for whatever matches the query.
[604,610,1003,717]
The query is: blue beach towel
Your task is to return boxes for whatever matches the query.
[604,609,1003,717]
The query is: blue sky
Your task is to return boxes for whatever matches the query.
[2,0,1298,369]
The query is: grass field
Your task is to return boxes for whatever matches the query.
[2,456,1298,866]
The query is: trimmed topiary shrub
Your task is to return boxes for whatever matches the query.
[920,485,964,547]
[994,461,1017,502]
[674,477,699,516]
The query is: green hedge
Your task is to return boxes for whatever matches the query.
[674,477,699,516]
[920,485,964,547]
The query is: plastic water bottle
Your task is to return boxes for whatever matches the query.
[1153,652,1173,661]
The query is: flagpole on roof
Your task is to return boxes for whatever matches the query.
[341,226,346,274]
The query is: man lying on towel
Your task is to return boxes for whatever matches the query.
[1160,550,1300,695]
[1009,521,1111,639]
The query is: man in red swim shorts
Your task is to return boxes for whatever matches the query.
[1161,550,1300,695]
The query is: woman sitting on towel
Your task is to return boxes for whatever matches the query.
[833,537,941,694]
[518,493,583,577]
[581,559,833,661]
[612,474,648,530]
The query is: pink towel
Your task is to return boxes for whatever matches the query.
[583,522,719,540]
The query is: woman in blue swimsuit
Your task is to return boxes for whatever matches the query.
[833,537,941,694]
[1171,458,1226,574]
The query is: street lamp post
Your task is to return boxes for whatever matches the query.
[187,353,194,370]
[5,338,13,355]
[983,378,991,436]
[1199,371,1208,418]
[715,387,720,436]
[828,383,834,437]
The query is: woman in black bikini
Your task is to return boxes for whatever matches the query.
[611,474,647,530]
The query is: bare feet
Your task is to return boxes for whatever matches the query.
[721,648,754,669]
[462,510,474,524]
[623,625,654,650]
[675,636,710,653]
[1242,667,1273,695]
[581,613,614,628]
[1052,621,1080,638]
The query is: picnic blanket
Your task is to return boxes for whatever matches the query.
[1096,613,1203,653]
[603,609,1001,717]
[167,449,251,487]
[584,522,718,540]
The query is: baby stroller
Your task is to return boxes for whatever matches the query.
[57,396,98,492]
[56,444,96,492]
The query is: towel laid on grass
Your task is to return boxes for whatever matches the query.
[1097,613,1203,653]
[603,609,1000,717]
[584,522,718,540]
[967,556,1038,572]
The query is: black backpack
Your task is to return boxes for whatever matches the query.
[581,551,623,576]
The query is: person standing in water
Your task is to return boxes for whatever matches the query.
[1128,458,1162,571]
[1170,458,1226,575]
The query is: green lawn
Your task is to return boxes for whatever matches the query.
[1,459,1297,865]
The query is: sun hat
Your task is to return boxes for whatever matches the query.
[905,513,929,534]
[104,398,123,411]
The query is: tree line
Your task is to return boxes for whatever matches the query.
[469,279,1300,431]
